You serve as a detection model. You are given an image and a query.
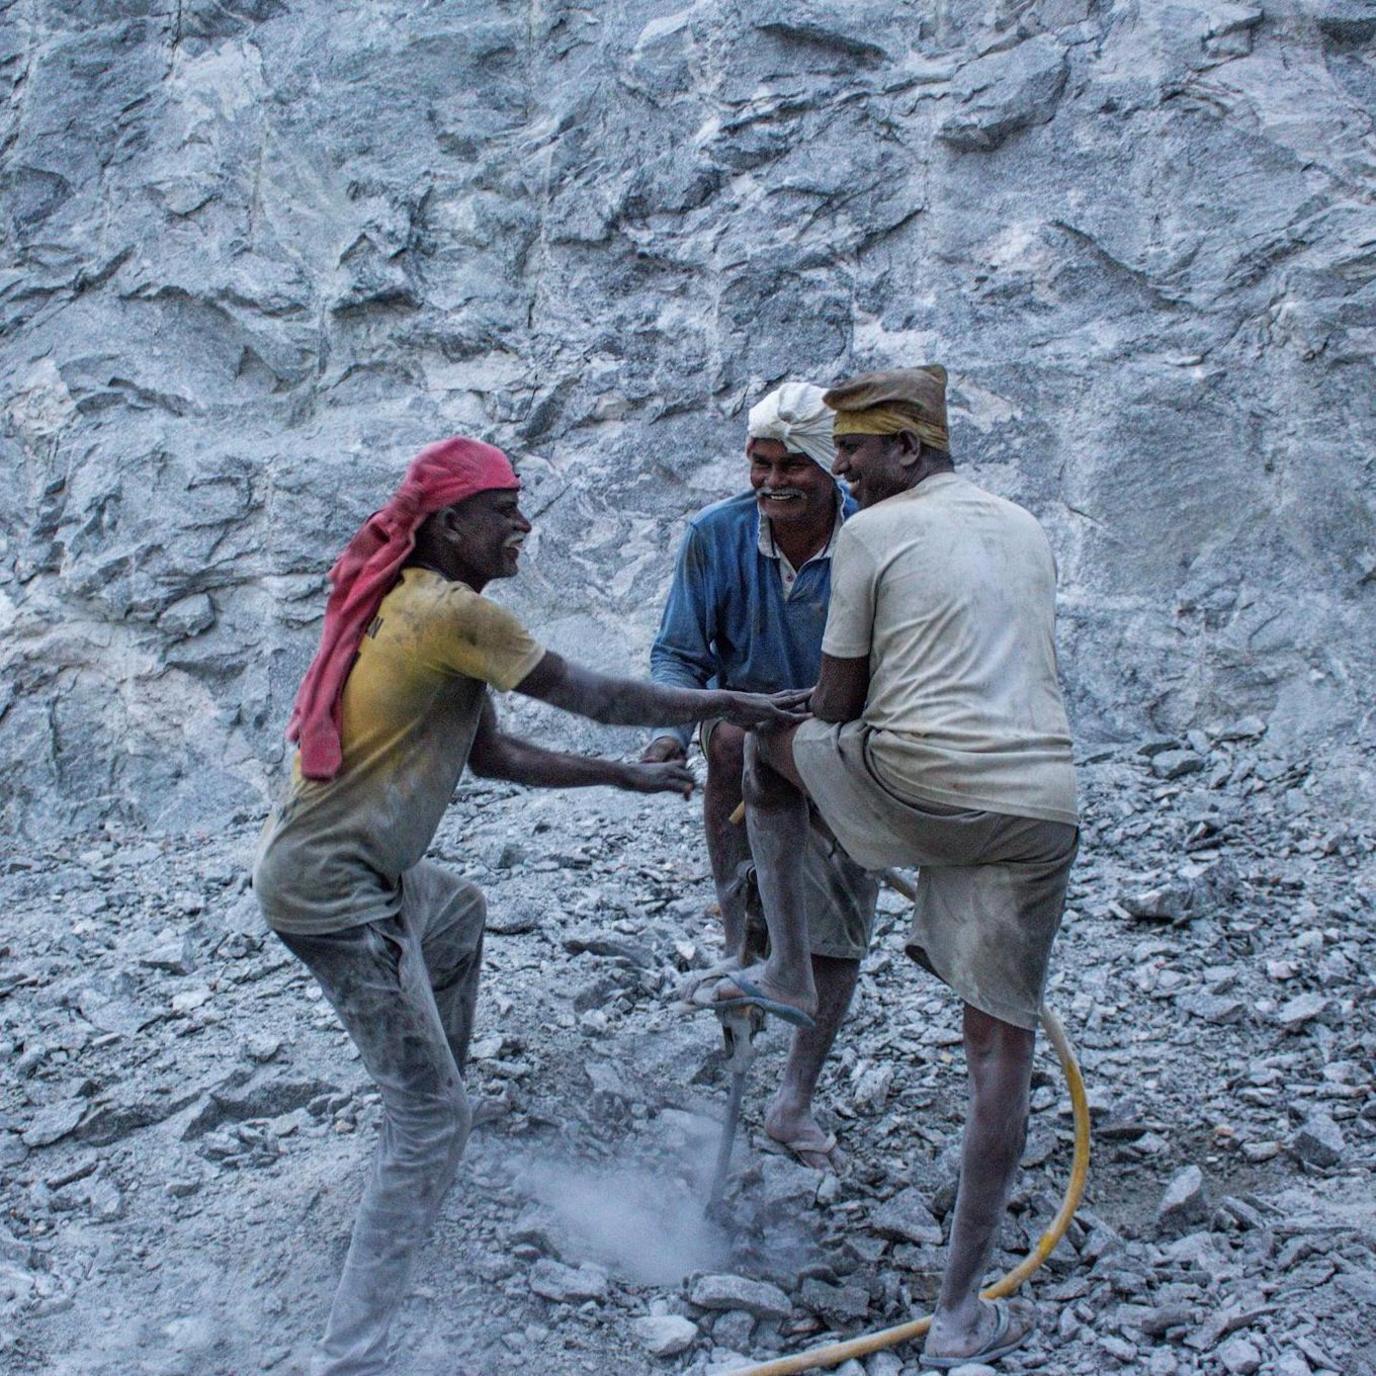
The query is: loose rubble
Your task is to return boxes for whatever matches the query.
[1,726,1373,1375]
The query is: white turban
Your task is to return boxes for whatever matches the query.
[747,381,836,473]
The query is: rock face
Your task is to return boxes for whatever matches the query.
[2,1,1374,834]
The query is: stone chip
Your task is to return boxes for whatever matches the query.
[689,1273,792,1319]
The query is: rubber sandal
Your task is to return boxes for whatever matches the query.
[712,974,817,1029]
[919,1299,1033,1369]
[673,957,745,1007]
[769,1129,841,1172]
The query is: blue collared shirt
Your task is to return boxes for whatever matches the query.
[650,488,856,746]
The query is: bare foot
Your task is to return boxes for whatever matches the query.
[765,1095,842,1171]
[710,961,818,1022]
[923,1297,1035,1365]
[674,952,745,1006]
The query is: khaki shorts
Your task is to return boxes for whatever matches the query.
[701,716,878,962]
[794,719,1078,1030]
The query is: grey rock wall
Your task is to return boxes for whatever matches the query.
[2,0,1374,836]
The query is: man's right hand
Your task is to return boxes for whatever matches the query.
[717,687,814,734]
[641,735,688,764]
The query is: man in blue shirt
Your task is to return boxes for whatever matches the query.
[643,382,878,1169]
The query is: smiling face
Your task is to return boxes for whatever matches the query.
[433,486,532,590]
[832,431,917,509]
[748,437,836,531]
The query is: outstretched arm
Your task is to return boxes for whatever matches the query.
[468,698,696,796]
[514,651,811,733]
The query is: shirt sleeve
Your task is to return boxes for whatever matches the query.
[648,525,717,748]
[431,590,546,691]
[820,524,877,660]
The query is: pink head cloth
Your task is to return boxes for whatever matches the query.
[286,437,520,780]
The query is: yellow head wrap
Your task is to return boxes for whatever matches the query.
[824,365,950,453]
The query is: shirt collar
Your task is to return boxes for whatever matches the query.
[756,488,847,565]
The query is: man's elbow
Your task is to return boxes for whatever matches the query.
[812,693,862,725]
[649,649,703,690]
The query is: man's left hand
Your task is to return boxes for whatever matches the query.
[619,761,696,798]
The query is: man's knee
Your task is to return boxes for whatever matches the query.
[400,1080,472,1159]
[963,1004,1035,1073]
[706,721,746,778]
[742,732,791,806]
[428,883,487,971]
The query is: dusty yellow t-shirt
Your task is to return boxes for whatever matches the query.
[254,568,545,934]
[822,474,1078,826]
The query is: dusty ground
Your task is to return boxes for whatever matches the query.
[2,723,1374,1376]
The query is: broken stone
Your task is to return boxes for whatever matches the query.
[1137,1303,1195,1337]
[1272,1354,1312,1376]
[1218,1335,1262,1375]
[850,1063,894,1114]
[869,1187,943,1245]
[21,1100,86,1149]
[572,975,622,1014]
[1275,992,1329,1032]
[583,1060,632,1102]
[1122,859,1240,925]
[529,1258,608,1303]
[1176,992,1248,1026]
[563,931,655,968]
[632,1313,698,1358]
[76,991,158,1037]
[1151,750,1206,780]
[1289,1112,1345,1168]
[1184,1298,1274,1351]
[245,1033,282,1063]
[757,1155,823,1217]
[865,1354,904,1376]
[170,986,212,1015]
[138,936,197,975]
[1137,737,1182,758]
[798,1277,870,1325]
[486,905,538,936]
[181,1075,338,1139]
[689,1274,792,1320]
[1100,1334,1138,1362]
[1157,1165,1209,1234]
[711,1310,755,1350]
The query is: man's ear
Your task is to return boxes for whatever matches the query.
[896,432,924,469]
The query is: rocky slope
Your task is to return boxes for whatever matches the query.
[3,0,1375,837]
[2,729,1373,1375]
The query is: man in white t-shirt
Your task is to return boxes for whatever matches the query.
[710,366,1079,1369]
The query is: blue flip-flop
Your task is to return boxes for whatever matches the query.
[919,1299,1033,1369]
[712,974,817,1029]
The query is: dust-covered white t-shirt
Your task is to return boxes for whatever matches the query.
[822,473,1077,826]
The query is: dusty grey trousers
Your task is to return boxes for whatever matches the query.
[277,863,486,1376]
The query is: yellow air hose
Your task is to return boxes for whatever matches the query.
[711,834,1092,1376]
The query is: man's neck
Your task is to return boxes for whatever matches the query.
[770,503,838,571]
[405,556,486,594]
[890,461,956,502]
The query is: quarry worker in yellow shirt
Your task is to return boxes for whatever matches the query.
[254,437,809,1376]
